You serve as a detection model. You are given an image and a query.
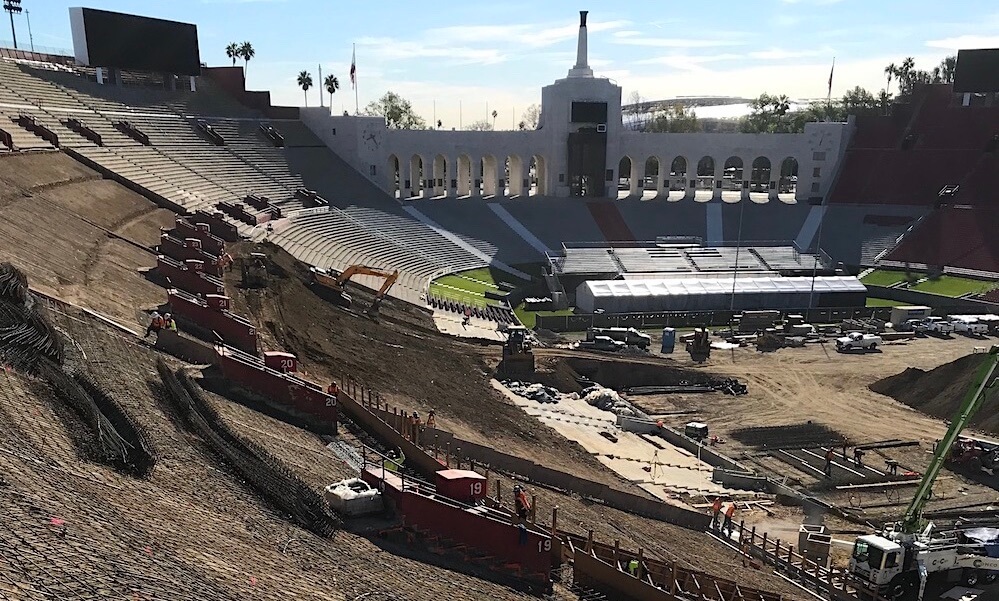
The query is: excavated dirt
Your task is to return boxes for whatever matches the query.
[0,152,172,326]
[222,241,623,487]
[871,353,999,433]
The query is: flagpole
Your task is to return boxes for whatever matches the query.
[318,64,323,108]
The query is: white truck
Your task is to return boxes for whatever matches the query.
[922,316,955,335]
[952,317,989,336]
[836,332,882,351]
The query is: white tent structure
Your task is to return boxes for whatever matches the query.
[576,276,866,313]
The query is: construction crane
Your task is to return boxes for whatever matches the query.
[309,265,399,318]
[849,345,999,599]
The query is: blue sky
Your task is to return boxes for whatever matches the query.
[4,0,998,127]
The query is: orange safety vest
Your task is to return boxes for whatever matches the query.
[516,491,531,511]
[151,315,164,328]
[711,499,723,514]
[725,503,736,518]
[327,383,339,395]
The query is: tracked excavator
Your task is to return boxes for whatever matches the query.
[309,265,399,318]
[849,345,999,599]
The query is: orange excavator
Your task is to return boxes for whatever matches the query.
[309,264,399,318]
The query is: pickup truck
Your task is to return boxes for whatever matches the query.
[836,332,882,351]
[896,319,928,335]
[954,320,989,336]
[923,316,955,334]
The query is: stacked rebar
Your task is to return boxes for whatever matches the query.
[156,360,340,537]
[0,262,29,305]
[0,264,63,370]
[75,374,157,478]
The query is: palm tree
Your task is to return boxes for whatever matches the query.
[940,55,957,84]
[238,41,255,75]
[898,57,915,94]
[323,74,339,108]
[297,71,313,107]
[884,62,896,93]
[226,42,239,66]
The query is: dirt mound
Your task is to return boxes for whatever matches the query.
[870,353,999,432]
[223,242,619,485]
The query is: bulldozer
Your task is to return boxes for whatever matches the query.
[309,264,399,318]
[685,328,711,363]
[498,325,535,378]
[240,252,269,288]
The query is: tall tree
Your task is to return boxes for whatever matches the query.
[520,103,541,130]
[323,74,339,108]
[742,93,793,133]
[238,41,255,74]
[362,91,427,129]
[841,86,879,116]
[939,55,957,84]
[226,42,239,67]
[297,70,313,107]
[491,109,498,129]
[884,62,896,94]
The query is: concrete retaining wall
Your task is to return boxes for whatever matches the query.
[712,468,768,491]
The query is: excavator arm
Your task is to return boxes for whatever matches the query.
[334,265,399,289]
[901,345,999,533]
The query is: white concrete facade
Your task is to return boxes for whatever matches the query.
[300,11,852,203]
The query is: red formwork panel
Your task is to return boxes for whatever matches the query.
[158,234,223,275]
[215,344,337,431]
[263,351,297,373]
[435,469,487,504]
[168,289,257,353]
[193,210,239,242]
[361,466,552,585]
[157,256,225,297]
[174,217,226,255]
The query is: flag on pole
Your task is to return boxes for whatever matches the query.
[827,57,835,99]
[350,45,356,89]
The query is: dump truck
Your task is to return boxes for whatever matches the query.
[849,346,999,598]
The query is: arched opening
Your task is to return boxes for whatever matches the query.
[386,154,400,198]
[481,155,498,197]
[456,154,472,197]
[433,154,447,198]
[750,157,772,193]
[530,155,547,196]
[723,156,743,192]
[507,155,525,197]
[618,156,633,196]
[669,156,688,199]
[644,156,660,198]
[408,154,424,199]
[779,157,799,196]
[696,156,715,193]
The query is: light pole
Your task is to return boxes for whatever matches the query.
[3,0,22,49]
[24,9,32,52]
[729,198,746,311]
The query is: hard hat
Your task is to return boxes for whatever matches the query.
[413,412,419,417]
[513,485,522,492]
[151,311,160,317]
[164,313,172,319]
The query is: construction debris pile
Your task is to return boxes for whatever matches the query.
[580,385,646,418]
[502,380,561,404]
[625,378,747,396]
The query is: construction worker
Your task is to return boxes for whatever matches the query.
[710,496,723,530]
[824,448,834,478]
[413,412,421,430]
[220,251,234,272]
[406,412,416,440]
[144,312,163,337]
[886,459,899,476]
[163,313,177,332]
[722,501,736,537]
[627,559,639,576]
[513,485,531,521]
[426,410,436,429]
[854,447,865,468]
[384,448,405,473]
[326,381,339,396]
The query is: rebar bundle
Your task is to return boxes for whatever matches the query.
[74,374,157,478]
[0,299,65,370]
[0,262,29,305]
[156,360,340,536]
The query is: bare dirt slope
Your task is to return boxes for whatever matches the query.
[0,299,577,601]
[0,152,171,326]
[222,241,627,488]
[871,352,999,433]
